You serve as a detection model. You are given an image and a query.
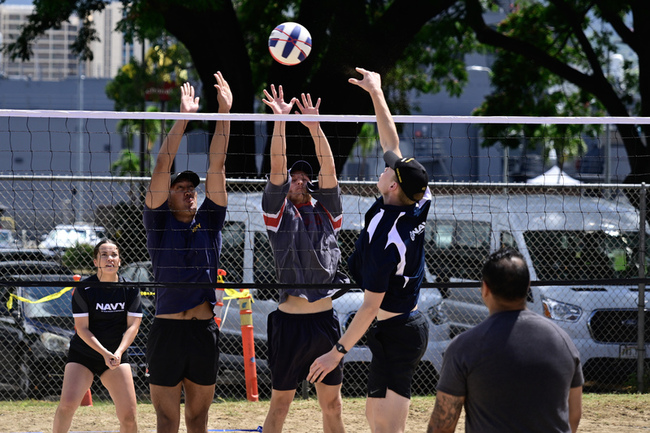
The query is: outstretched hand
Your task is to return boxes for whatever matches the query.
[214,71,233,112]
[294,93,321,130]
[180,82,200,113]
[262,84,295,115]
[348,67,382,95]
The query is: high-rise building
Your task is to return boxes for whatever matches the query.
[0,2,145,80]
[0,4,80,80]
[87,1,146,79]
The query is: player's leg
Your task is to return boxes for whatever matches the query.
[366,391,410,433]
[100,363,138,433]
[263,388,296,433]
[150,383,183,433]
[181,319,219,433]
[182,379,215,433]
[53,362,95,433]
[314,382,346,433]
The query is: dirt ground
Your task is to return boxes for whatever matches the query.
[1,394,649,432]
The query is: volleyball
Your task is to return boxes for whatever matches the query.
[268,22,312,66]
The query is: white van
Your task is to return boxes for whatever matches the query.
[425,194,650,382]
[38,222,106,255]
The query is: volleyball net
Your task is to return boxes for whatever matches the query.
[0,109,648,401]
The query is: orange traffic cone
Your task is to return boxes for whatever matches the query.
[80,389,93,406]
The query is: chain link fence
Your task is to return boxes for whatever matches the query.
[1,110,649,400]
[0,176,648,402]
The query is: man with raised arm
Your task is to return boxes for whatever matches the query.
[261,84,348,433]
[143,73,232,433]
[308,68,431,433]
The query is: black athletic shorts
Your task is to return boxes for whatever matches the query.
[146,317,220,387]
[267,309,343,390]
[366,310,429,399]
[67,347,130,377]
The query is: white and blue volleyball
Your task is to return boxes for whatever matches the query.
[268,22,312,66]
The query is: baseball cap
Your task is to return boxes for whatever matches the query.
[170,170,200,187]
[383,151,429,201]
[289,160,314,180]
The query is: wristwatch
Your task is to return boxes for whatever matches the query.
[335,342,347,355]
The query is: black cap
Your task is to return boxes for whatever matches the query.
[383,151,429,201]
[170,170,200,187]
[289,160,314,180]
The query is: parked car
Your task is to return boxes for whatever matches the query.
[0,269,74,399]
[426,194,650,383]
[38,223,106,256]
[0,260,154,398]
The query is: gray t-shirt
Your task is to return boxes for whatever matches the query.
[437,309,584,433]
[262,176,349,303]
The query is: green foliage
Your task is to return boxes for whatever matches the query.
[107,39,192,180]
[469,0,616,166]
[623,366,650,393]
[387,12,476,115]
[61,243,95,274]
[105,38,195,112]
[350,123,378,158]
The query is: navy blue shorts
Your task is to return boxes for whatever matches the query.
[267,309,343,390]
[367,310,429,399]
[146,318,220,386]
[67,347,130,377]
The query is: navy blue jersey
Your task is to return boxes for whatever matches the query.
[348,188,431,313]
[262,176,349,303]
[143,197,226,314]
[70,274,142,356]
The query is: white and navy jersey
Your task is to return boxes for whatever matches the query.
[262,176,349,303]
[70,274,142,357]
[348,188,431,314]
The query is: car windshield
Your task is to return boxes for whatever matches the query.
[525,230,649,281]
[21,284,73,319]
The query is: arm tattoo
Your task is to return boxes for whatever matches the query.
[427,392,464,433]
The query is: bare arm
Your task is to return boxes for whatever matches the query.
[348,67,401,157]
[426,391,465,433]
[145,82,199,209]
[294,93,337,189]
[262,84,295,186]
[112,315,142,361]
[205,71,233,207]
[307,290,384,383]
[568,386,582,433]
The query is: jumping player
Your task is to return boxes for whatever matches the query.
[143,73,232,433]
[308,68,431,433]
[261,85,348,433]
[53,239,142,433]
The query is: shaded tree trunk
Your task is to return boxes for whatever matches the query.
[160,1,258,177]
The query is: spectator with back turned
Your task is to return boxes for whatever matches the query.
[426,247,583,433]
